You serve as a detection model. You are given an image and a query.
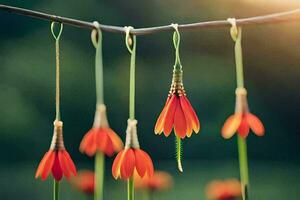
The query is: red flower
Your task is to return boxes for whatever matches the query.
[35,121,77,181]
[70,170,94,194]
[206,179,242,200]
[155,72,200,138]
[80,104,123,157]
[112,148,154,180]
[134,171,173,191]
[222,87,265,139]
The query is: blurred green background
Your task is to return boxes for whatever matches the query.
[0,0,300,199]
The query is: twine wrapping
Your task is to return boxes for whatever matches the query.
[93,104,109,128]
[125,119,140,149]
[50,120,65,150]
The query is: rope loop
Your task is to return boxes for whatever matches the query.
[51,22,63,41]
[91,21,102,48]
[124,26,134,53]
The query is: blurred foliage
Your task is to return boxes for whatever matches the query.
[0,0,300,164]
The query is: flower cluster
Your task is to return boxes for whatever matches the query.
[222,87,265,139]
[155,71,200,138]
[112,119,154,180]
[80,104,123,157]
[35,120,77,181]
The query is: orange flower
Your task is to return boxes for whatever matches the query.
[154,71,200,138]
[70,170,94,194]
[206,179,242,200]
[222,87,265,139]
[112,148,154,180]
[80,104,123,157]
[35,121,77,181]
[134,171,173,191]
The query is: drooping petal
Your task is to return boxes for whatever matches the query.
[120,149,135,179]
[52,152,63,181]
[58,150,71,178]
[95,129,110,155]
[40,151,55,180]
[154,97,171,134]
[35,151,55,180]
[174,99,187,138]
[163,95,178,137]
[141,150,154,177]
[80,130,97,156]
[112,150,125,179]
[134,149,147,177]
[61,150,77,177]
[238,115,250,138]
[222,114,242,139]
[179,96,194,137]
[247,113,265,136]
[181,95,200,133]
[107,129,123,152]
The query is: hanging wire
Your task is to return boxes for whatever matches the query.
[1,4,300,35]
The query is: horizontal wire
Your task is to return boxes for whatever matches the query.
[1,4,300,35]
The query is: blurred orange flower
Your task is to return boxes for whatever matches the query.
[222,87,264,139]
[35,120,77,181]
[80,104,123,157]
[112,148,154,180]
[206,179,241,200]
[134,171,173,191]
[155,72,200,138]
[70,170,94,195]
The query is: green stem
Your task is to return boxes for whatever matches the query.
[53,180,59,200]
[238,135,249,200]
[176,136,183,172]
[129,35,136,120]
[125,30,137,200]
[93,29,104,105]
[128,177,134,200]
[94,152,104,200]
[234,27,244,88]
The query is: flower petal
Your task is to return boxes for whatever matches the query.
[247,113,265,136]
[107,129,123,153]
[142,151,154,177]
[80,129,97,156]
[181,95,200,133]
[60,150,77,177]
[221,114,242,139]
[120,149,135,179]
[52,152,63,181]
[134,149,147,177]
[112,150,125,179]
[58,151,71,178]
[35,151,54,180]
[238,115,250,138]
[154,97,171,134]
[180,96,195,137]
[163,95,178,137]
[40,151,55,180]
[174,98,187,138]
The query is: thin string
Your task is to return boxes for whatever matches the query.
[51,22,63,121]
